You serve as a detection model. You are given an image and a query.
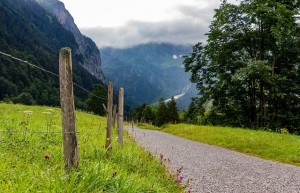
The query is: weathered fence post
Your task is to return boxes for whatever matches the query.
[113,105,117,127]
[118,88,124,146]
[59,47,79,172]
[105,82,113,151]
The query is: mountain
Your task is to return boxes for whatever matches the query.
[101,43,197,108]
[0,0,104,107]
[35,0,105,82]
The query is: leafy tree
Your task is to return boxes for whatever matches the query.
[0,76,17,99]
[143,105,156,123]
[132,104,156,123]
[85,84,107,116]
[167,96,179,124]
[132,104,147,122]
[184,0,300,132]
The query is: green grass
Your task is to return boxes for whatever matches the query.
[138,123,300,166]
[0,103,182,192]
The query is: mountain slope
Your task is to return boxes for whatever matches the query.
[101,43,196,107]
[35,0,106,82]
[0,0,103,106]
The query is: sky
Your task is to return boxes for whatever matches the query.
[60,0,239,48]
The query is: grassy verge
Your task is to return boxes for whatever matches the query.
[0,103,182,192]
[137,123,300,166]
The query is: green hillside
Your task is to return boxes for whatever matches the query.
[0,0,103,107]
[0,103,182,192]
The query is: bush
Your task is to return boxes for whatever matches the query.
[12,92,35,105]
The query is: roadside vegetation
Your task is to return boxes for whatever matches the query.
[137,123,300,166]
[0,103,182,192]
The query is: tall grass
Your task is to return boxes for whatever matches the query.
[138,123,300,166]
[0,103,182,192]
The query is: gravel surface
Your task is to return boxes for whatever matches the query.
[126,126,300,193]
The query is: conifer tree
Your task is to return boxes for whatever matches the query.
[167,96,179,124]
[156,98,168,126]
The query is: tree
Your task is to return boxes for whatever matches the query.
[183,99,205,124]
[85,84,107,116]
[167,96,179,124]
[132,104,156,124]
[184,0,300,132]
[132,104,146,122]
[155,98,168,126]
[143,105,156,124]
[0,76,17,99]
[12,92,35,105]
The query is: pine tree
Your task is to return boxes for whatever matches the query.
[155,98,168,126]
[167,96,179,124]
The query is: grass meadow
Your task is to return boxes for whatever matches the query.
[137,123,300,166]
[0,103,182,192]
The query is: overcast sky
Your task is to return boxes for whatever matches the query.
[60,0,239,48]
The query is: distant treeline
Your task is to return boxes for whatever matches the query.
[132,97,179,126]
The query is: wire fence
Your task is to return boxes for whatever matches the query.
[0,49,124,169]
[0,50,106,100]
[0,130,78,134]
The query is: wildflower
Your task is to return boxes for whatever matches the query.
[46,108,54,112]
[160,154,164,164]
[44,153,50,159]
[177,175,183,183]
[23,110,33,115]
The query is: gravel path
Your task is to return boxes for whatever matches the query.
[126,126,300,193]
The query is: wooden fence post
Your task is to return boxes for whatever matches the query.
[118,88,124,146]
[105,82,113,151]
[113,105,117,127]
[59,47,79,172]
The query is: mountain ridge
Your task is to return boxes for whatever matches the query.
[0,0,103,107]
[36,0,106,82]
[101,42,197,108]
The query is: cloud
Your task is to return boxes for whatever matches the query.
[81,19,208,48]
[80,1,239,48]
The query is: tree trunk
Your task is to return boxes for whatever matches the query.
[259,82,265,127]
[249,80,256,127]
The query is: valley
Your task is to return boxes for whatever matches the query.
[101,43,197,108]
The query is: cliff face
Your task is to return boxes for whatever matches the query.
[36,0,106,82]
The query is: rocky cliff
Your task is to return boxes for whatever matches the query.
[36,0,106,82]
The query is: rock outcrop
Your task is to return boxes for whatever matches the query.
[36,0,106,82]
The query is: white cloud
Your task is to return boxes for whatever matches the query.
[61,0,241,48]
[81,18,208,48]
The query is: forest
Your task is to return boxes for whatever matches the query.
[0,0,103,108]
